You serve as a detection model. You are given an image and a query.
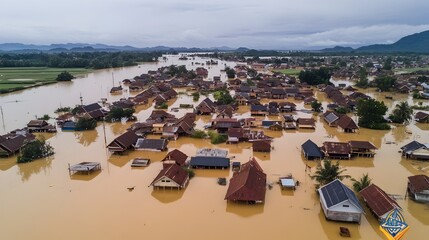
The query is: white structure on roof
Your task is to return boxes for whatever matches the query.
[196,148,228,157]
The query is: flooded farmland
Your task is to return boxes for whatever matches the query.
[1,55,429,240]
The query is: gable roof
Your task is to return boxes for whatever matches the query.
[162,149,188,166]
[360,184,401,218]
[408,175,429,192]
[150,164,189,186]
[319,179,363,211]
[323,111,341,124]
[401,141,424,153]
[337,115,359,130]
[322,142,351,154]
[225,158,266,202]
[108,131,139,150]
[82,103,102,112]
[301,139,324,158]
[135,138,168,150]
[349,141,377,150]
[415,111,429,120]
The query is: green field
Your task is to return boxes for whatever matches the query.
[0,67,90,93]
[273,68,302,75]
[395,66,429,73]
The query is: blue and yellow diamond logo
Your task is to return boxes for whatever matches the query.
[379,209,410,240]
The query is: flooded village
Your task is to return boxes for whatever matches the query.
[1,53,429,240]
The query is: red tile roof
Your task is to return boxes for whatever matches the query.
[150,164,189,187]
[162,149,188,166]
[225,158,266,202]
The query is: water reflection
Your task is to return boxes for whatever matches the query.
[151,188,185,203]
[318,209,363,240]
[74,130,98,146]
[225,201,264,217]
[407,200,429,225]
[0,157,16,171]
[69,170,101,181]
[16,157,53,182]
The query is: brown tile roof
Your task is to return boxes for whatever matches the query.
[296,118,315,125]
[408,175,429,192]
[252,141,271,152]
[108,131,139,150]
[349,141,377,150]
[415,111,429,121]
[150,164,189,187]
[337,115,358,130]
[27,120,48,127]
[162,149,188,166]
[225,158,266,202]
[360,184,401,218]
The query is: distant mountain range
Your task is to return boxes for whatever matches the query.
[1,30,429,53]
[0,43,236,53]
[321,30,429,53]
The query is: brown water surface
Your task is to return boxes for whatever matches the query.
[1,56,429,240]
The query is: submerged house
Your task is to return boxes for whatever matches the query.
[401,141,429,160]
[107,131,139,154]
[225,158,266,204]
[161,149,188,167]
[0,130,35,157]
[360,184,401,221]
[321,142,351,159]
[189,156,230,169]
[252,141,271,152]
[296,118,316,129]
[407,175,429,203]
[27,120,57,133]
[415,111,429,123]
[337,115,359,133]
[301,139,324,160]
[318,179,364,223]
[195,98,216,115]
[135,138,168,151]
[76,103,106,120]
[349,141,377,157]
[149,164,189,189]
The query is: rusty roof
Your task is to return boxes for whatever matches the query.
[322,142,351,154]
[408,175,429,192]
[360,184,401,218]
[337,115,359,130]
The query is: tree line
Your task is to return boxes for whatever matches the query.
[0,52,162,69]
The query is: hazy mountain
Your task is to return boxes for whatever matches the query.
[320,46,354,53]
[357,30,429,53]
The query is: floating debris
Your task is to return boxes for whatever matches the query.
[217,178,227,186]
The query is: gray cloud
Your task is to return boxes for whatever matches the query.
[0,0,429,49]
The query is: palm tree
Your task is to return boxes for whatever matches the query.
[310,160,350,188]
[351,173,372,192]
[390,101,413,124]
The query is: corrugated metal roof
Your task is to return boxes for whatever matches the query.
[319,179,362,211]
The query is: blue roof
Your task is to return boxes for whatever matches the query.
[301,139,324,158]
[190,156,230,168]
[319,179,363,211]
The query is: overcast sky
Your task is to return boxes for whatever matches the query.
[1,0,429,49]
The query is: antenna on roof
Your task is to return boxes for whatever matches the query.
[79,93,83,106]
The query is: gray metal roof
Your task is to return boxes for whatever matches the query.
[319,179,363,211]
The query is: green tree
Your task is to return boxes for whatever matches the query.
[310,160,350,188]
[355,67,369,88]
[106,107,135,121]
[351,173,372,192]
[373,76,396,92]
[311,101,322,112]
[192,92,200,102]
[225,68,236,79]
[383,57,392,70]
[17,138,55,163]
[389,101,413,124]
[213,90,234,105]
[356,98,390,130]
[76,118,97,131]
[56,71,75,81]
[298,67,331,85]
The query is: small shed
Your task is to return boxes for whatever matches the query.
[131,158,150,167]
[318,179,363,223]
[280,177,296,190]
[415,111,429,123]
[407,175,429,203]
[68,162,101,175]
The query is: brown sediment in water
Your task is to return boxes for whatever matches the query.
[0,56,429,240]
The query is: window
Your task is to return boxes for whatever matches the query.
[343,205,349,207]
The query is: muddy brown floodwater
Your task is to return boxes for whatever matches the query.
[1,55,429,240]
